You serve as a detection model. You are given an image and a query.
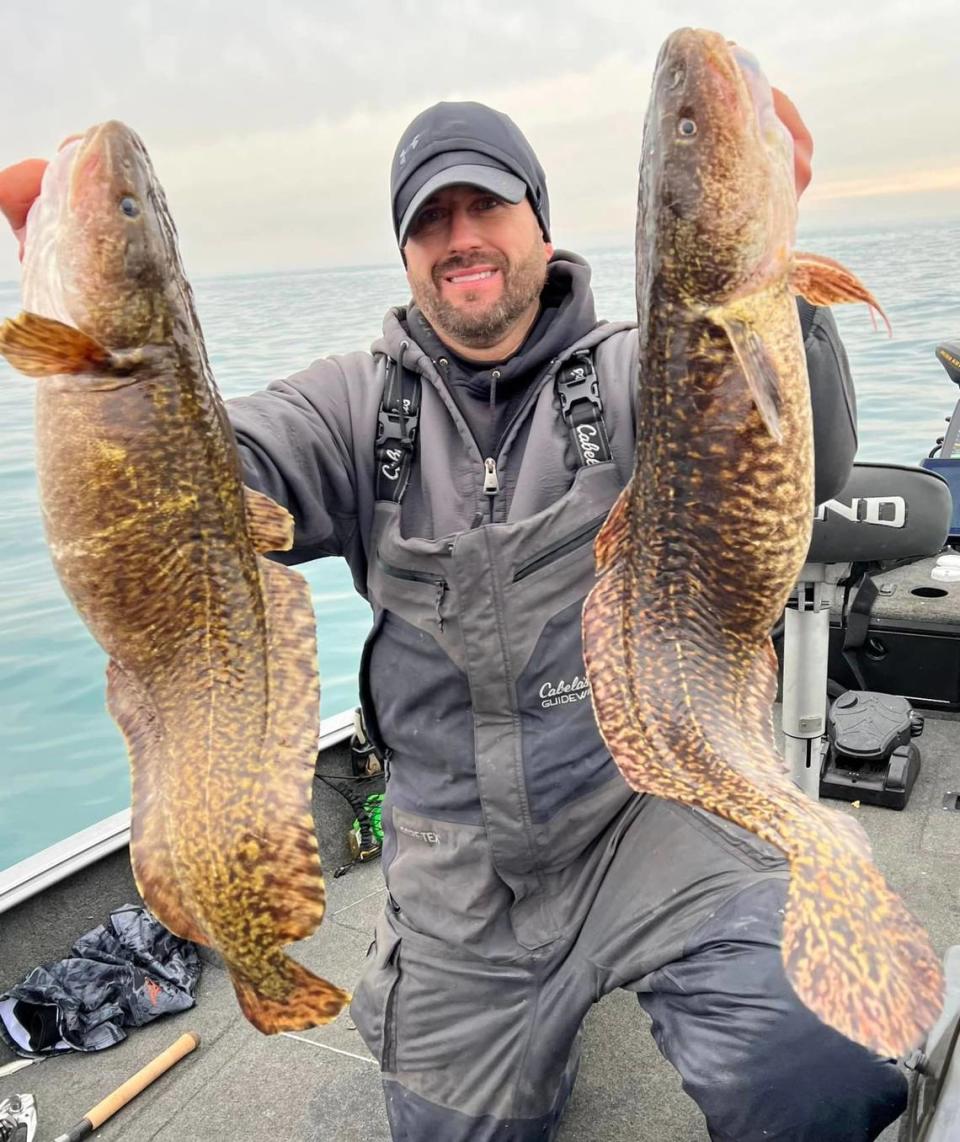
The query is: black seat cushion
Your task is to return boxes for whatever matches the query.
[808,462,951,564]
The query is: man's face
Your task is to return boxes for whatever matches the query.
[403,184,554,351]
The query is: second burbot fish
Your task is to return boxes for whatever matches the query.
[583,29,943,1057]
[0,122,349,1033]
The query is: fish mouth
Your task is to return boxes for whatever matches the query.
[36,137,82,216]
[67,121,135,213]
[729,44,794,155]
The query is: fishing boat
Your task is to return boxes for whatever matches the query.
[1,347,959,1141]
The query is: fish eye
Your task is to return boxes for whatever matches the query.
[677,118,698,138]
[119,196,140,218]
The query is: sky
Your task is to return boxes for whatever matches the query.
[1,0,958,280]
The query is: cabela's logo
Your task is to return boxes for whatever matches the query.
[381,447,403,482]
[539,675,590,709]
[380,397,414,481]
[576,423,603,465]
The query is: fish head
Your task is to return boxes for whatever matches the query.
[638,28,797,309]
[22,121,177,350]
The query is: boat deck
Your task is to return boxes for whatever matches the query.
[1,715,958,1141]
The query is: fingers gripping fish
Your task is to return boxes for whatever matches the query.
[0,122,349,1033]
[582,29,943,1057]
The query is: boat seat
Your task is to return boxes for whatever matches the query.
[807,462,952,565]
[782,462,952,798]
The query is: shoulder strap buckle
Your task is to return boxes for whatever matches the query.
[377,405,419,449]
[555,349,612,468]
[556,350,602,418]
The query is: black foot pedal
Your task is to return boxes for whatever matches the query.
[820,691,923,810]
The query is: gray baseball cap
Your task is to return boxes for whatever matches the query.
[391,102,551,247]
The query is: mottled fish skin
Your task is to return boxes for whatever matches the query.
[0,122,349,1032]
[583,29,943,1056]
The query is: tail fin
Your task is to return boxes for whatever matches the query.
[231,956,351,1035]
[783,827,943,1056]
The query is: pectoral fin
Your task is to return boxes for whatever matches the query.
[0,311,113,377]
[243,486,295,554]
[791,253,891,334]
[707,308,783,443]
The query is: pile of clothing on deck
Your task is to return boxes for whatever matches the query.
[0,905,200,1057]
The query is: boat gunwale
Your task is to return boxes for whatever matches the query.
[0,706,358,915]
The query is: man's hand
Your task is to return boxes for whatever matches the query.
[0,158,47,260]
[771,87,813,198]
[0,135,84,260]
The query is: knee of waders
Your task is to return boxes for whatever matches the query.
[638,880,908,1141]
[691,1032,907,1142]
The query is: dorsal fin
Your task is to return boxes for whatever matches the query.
[250,555,326,943]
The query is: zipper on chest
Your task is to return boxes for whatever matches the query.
[512,513,608,582]
[436,356,548,525]
[482,456,500,522]
[376,554,448,631]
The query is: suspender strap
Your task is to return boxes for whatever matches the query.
[375,355,422,504]
[375,346,610,502]
[555,349,612,467]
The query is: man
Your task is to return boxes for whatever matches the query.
[0,99,902,1141]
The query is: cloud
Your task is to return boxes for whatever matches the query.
[1,1,958,279]
[810,167,960,202]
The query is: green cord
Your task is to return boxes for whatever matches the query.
[352,791,385,842]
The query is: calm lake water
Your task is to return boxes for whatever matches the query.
[1,222,958,872]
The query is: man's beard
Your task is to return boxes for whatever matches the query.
[409,246,549,350]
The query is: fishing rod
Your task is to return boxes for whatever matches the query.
[50,1032,199,1142]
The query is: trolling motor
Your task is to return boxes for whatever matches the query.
[782,462,951,808]
[821,691,924,810]
[924,342,960,461]
[920,342,960,542]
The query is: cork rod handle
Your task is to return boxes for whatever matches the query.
[87,1031,200,1127]
[52,1031,201,1141]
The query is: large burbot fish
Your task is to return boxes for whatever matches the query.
[0,122,349,1033]
[583,28,943,1056]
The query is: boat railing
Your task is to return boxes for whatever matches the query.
[0,707,358,915]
